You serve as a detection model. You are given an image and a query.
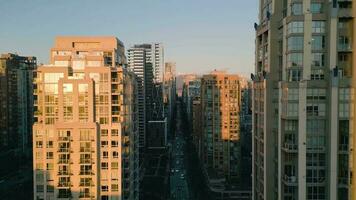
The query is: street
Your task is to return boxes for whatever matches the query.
[170,102,189,200]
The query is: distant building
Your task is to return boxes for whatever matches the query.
[200,70,242,183]
[0,53,36,156]
[182,78,201,123]
[129,43,164,83]
[163,62,176,138]
[33,37,139,200]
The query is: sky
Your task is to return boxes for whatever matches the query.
[0,0,258,77]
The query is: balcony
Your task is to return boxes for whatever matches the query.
[338,44,352,52]
[58,136,72,141]
[58,159,72,164]
[338,8,352,18]
[58,171,71,176]
[79,171,94,176]
[80,147,93,153]
[58,148,70,153]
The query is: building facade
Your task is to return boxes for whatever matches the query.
[200,71,242,183]
[0,53,36,156]
[33,37,139,200]
[163,62,176,138]
[253,1,354,199]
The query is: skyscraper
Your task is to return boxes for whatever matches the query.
[33,36,139,200]
[129,43,164,83]
[253,1,354,199]
[0,53,36,167]
[200,71,242,186]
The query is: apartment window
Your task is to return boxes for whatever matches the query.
[312,53,325,67]
[101,141,108,148]
[307,89,326,100]
[46,152,53,159]
[101,185,109,192]
[310,69,324,80]
[46,163,54,170]
[103,151,109,158]
[47,185,54,193]
[288,69,301,82]
[287,103,299,117]
[111,184,119,191]
[310,3,323,14]
[111,141,119,147]
[288,88,299,101]
[46,141,53,148]
[101,129,108,137]
[36,141,43,148]
[285,120,298,131]
[113,151,119,158]
[291,3,303,15]
[101,162,108,170]
[311,36,325,51]
[288,36,304,51]
[287,21,304,34]
[306,103,326,116]
[36,185,44,193]
[111,129,119,136]
[307,120,325,134]
[36,152,43,160]
[312,21,325,33]
[339,88,351,101]
[339,36,351,49]
[287,53,303,67]
[111,162,119,169]
[339,103,350,118]
[80,130,91,141]
[80,178,92,187]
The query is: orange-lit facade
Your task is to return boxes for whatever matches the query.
[33,37,139,200]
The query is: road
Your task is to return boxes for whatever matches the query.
[170,103,189,200]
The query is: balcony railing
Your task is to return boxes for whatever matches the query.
[283,143,298,152]
[58,182,72,187]
[80,158,92,164]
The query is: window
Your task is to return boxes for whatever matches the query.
[291,3,303,15]
[285,120,298,131]
[288,88,299,101]
[80,178,92,186]
[101,141,108,148]
[306,103,326,116]
[111,141,119,147]
[287,53,303,67]
[307,89,326,100]
[47,185,54,193]
[287,21,304,34]
[287,103,299,117]
[101,185,109,192]
[313,71,325,82]
[46,141,53,148]
[101,129,108,137]
[312,21,325,33]
[312,53,325,67]
[36,152,43,160]
[339,103,350,118]
[112,184,119,191]
[46,152,53,159]
[36,185,44,193]
[339,88,351,101]
[36,141,43,148]
[111,129,119,136]
[312,36,325,51]
[101,162,108,170]
[339,36,351,50]
[310,3,323,14]
[111,162,119,169]
[46,163,54,170]
[113,151,119,158]
[80,129,91,141]
[288,37,304,51]
[103,151,108,158]
[288,69,301,82]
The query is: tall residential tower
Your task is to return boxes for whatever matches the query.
[253,1,354,199]
[33,37,139,200]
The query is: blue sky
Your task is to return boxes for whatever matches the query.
[0,0,258,77]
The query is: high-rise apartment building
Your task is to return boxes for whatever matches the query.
[127,47,151,149]
[0,53,36,156]
[182,78,201,123]
[33,36,139,200]
[129,43,164,83]
[163,62,176,137]
[253,1,354,199]
[200,71,241,184]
